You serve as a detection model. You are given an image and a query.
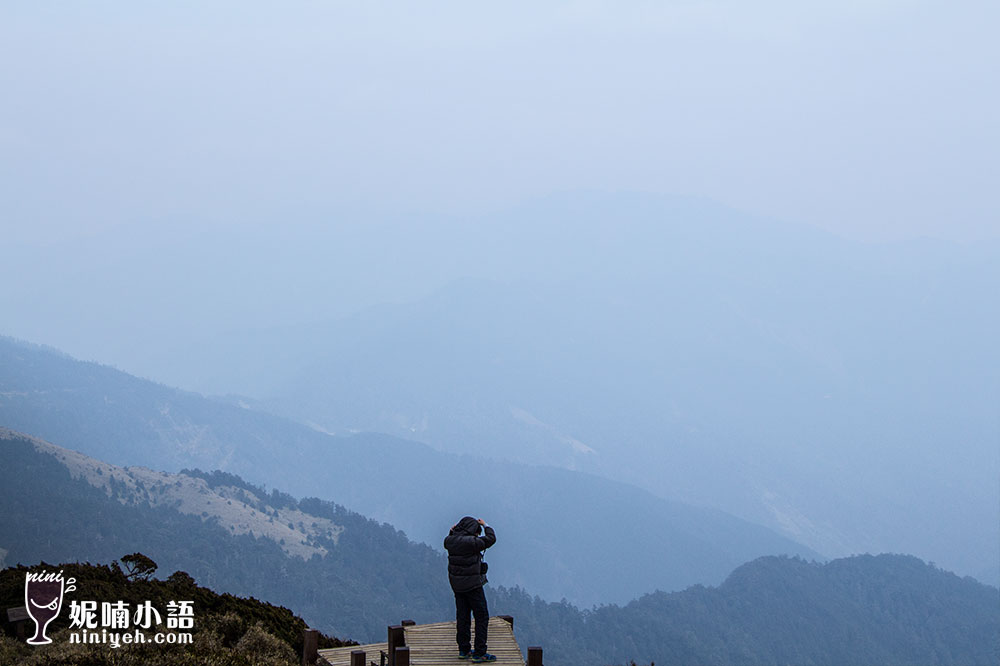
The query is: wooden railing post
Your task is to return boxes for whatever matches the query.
[6,607,29,641]
[350,650,366,666]
[302,628,319,666]
[387,625,405,666]
[395,646,410,666]
[527,646,543,666]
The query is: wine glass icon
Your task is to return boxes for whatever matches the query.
[25,576,64,645]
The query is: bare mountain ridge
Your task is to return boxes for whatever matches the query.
[3,428,341,560]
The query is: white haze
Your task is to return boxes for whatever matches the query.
[2,1,998,246]
[1,1,998,592]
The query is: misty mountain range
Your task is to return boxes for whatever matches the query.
[3,427,997,665]
[246,203,997,582]
[6,2,999,662]
[2,194,997,590]
[0,335,821,606]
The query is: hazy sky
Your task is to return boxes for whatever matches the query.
[1,2,997,588]
[2,1,998,244]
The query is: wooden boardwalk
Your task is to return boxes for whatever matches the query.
[319,617,525,666]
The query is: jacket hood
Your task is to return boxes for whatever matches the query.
[454,516,480,536]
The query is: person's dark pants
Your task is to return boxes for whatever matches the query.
[454,586,489,656]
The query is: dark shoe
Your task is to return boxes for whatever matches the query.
[458,652,471,660]
[471,654,496,663]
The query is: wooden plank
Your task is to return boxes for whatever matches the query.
[405,617,524,666]
[319,642,388,666]
[320,618,526,666]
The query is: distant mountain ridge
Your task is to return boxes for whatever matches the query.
[0,335,821,605]
[254,262,998,579]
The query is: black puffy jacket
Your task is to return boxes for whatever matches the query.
[444,516,497,593]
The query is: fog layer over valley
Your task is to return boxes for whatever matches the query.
[4,195,995,589]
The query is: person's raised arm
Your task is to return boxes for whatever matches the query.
[477,518,496,549]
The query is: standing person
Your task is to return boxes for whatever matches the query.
[444,516,497,662]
